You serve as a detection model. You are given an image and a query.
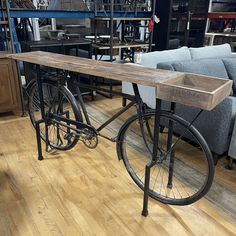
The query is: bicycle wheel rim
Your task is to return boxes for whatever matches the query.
[117,111,214,205]
[28,81,82,150]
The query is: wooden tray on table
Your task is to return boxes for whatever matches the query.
[155,73,232,111]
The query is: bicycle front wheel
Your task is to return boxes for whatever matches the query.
[117,111,214,205]
[28,80,83,150]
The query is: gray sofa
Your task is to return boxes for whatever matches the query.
[122,44,236,160]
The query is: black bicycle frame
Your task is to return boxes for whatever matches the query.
[33,63,203,218]
[34,65,144,161]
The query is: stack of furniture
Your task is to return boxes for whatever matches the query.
[205,0,236,45]
[21,39,91,83]
[122,43,236,163]
[93,0,154,62]
[153,0,210,50]
[21,39,94,99]
[90,0,155,98]
[11,0,36,9]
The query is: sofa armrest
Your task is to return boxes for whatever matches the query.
[167,96,236,155]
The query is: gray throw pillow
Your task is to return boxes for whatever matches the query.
[189,44,232,60]
[141,46,191,68]
[172,58,233,95]
[172,59,229,80]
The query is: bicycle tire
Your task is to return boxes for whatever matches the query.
[116,111,214,205]
[28,80,83,151]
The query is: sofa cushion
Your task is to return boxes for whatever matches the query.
[222,58,236,93]
[140,46,191,68]
[189,43,232,60]
[171,59,229,79]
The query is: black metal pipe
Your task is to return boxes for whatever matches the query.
[142,98,162,216]
[97,100,136,132]
[36,65,46,120]
[142,163,151,216]
[51,113,97,134]
[76,81,135,101]
[167,102,176,188]
[35,65,47,160]
[75,82,91,125]
[35,121,43,161]
[152,99,162,162]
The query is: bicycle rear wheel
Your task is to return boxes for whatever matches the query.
[117,111,214,205]
[28,80,83,150]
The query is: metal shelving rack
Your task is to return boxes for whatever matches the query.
[205,0,236,45]
[0,7,152,52]
[153,0,210,50]
[0,8,151,18]
[93,0,154,62]
[0,3,153,100]
[0,0,15,52]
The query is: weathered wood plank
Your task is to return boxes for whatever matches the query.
[156,73,232,110]
[10,51,182,87]
[0,97,236,236]
[10,51,232,110]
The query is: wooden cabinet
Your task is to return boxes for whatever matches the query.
[0,55,22,114]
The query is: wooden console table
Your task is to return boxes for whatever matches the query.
[10,51,232,111]
[9,51,233,216]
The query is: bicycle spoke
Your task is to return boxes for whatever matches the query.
[28,81,81,150]
[118,111,213,205]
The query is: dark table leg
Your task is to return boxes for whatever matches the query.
[142,98,162,216]
[35,65,45,160]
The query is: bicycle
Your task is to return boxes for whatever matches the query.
[27,68,215,216]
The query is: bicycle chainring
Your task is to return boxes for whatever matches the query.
[81,128,98,149]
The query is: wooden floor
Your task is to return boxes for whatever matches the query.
[0,95,236,236]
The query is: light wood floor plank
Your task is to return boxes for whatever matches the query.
[0,95,236,236]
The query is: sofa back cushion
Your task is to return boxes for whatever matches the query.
[171,59,229,79]
[222,58,236,93]
[140,46,191,68]
[189,43,232,60]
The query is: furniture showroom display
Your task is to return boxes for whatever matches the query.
[11,50,231,216]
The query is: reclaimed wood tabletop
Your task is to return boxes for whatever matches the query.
[10,51,232,111]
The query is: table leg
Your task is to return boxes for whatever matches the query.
[35,120,43,161]
[142,98,162,217]
[35,65,45,160]
[167,102,176,188]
